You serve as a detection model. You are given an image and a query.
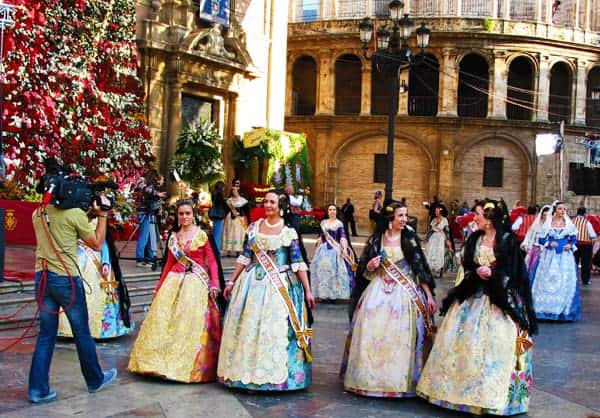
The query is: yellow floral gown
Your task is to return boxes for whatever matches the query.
[128,228,221,382]
[341,245,430,397]
[417,239,533,415]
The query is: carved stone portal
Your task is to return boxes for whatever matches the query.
[192,23,236,60]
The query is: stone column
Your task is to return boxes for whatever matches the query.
[502,0,511,19]
[223,93,237,183]
[582,0,591,30]
[535,0,543,21]
[455,0,462,17]
[165,75,183,194]
[491,0,498,18]
[491,51,508,119]
[439,48,458,117]
[545,0,553,24]
[574,58,588,125]
[316,50,335,115]
[285,54,294,116]
[360,62,372,115]
[536,54,550,122]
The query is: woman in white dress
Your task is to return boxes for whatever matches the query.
[222,180,249,257]
[521,205,551,275]
[425,206,451,277]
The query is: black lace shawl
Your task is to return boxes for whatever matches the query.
[441,229,538,334]
[349,226,435,320]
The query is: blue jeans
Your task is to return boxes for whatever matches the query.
[212,218,224,254]
[135,213,155,262]
[29,271,104,398]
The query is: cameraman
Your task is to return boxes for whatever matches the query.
[28,193,117,403]
[135,169,166,267]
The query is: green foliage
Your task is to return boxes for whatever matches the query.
[482,18,495,32]
[169,119,224,187]
[232,137,271,168]
[266,130,312,190]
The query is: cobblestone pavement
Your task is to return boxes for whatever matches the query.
[1,235,599,417]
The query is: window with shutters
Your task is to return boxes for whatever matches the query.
[482,157,503,187]
[373,154,387,183]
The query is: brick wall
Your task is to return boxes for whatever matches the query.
[336,135,431,232]
[460,138,527,207]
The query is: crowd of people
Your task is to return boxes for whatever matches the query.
[27,166,595,415]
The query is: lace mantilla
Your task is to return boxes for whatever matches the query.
[254,225,298,250]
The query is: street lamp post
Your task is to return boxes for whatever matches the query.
[358,1,430,203]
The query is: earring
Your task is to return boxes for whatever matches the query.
[388,221,393,230]
[280,209,284,217]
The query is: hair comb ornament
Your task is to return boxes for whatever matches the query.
[483,202,495,211]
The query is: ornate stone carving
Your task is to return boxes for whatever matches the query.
[191,23,236,59]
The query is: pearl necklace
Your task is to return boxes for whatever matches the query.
[385,231,401,242]
[264,218,283,228]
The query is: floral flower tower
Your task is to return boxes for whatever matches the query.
[2,0,153,191]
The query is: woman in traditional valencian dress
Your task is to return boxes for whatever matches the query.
[128,199,224,382]
[521,205,551,276]
[310,204,355,301]
[218,190,316,391]
[531,201,581,321]
[341,202,436,398]
[222,180,249,257]
[425,206,451,278]
[58,223,133,339]
[417,199,538,416]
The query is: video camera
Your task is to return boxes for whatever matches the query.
[40,159,117,211]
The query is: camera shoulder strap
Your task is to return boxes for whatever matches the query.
[35,206,76,314]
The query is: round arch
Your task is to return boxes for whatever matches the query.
[291,55,318,116]
[332,130,436,231]
[457,49,493,69]
[454,133,533,207]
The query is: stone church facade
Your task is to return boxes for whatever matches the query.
[286,0,600,229]
[135,0,288,192]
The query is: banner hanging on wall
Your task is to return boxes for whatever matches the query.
[198,0,230,27]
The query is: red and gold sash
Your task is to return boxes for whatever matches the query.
[168,235,217,309]
[320,222,357,272]
[249,220,313,362]
[380,256,435,337]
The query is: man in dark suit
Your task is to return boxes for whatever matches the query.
[341,198,358,237]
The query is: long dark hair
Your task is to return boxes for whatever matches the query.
[440,198,537,333]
